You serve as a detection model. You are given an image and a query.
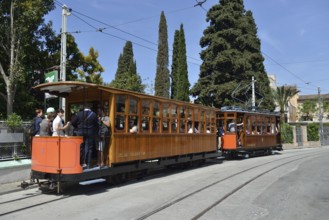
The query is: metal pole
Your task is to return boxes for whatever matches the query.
[318,87,324,146]
[252,77,256,111]
[59,5,71,117]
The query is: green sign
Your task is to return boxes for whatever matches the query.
[45,70,58,83]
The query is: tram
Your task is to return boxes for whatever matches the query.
[29,81,220,193]
[217,106,283,158]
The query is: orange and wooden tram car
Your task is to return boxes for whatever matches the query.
[30,82,220,192]
[218,106,283,158]
[29,82,283,192]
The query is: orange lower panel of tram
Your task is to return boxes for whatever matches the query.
[31,136,83,174]
[222,134,237,150]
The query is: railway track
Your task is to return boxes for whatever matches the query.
[0,149,325,219]
[136,150,324,219]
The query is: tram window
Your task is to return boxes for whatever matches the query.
[200,110,205,121]
[171,119,177,133]
[187,108,192,120]
[180,106,186,119]
[142,100,150,115]
[153,101,160,117]
[194,122,199,133]
[206,122,211,133]
[129,98,138,114]
[152,118,160,133]
[116,95,126,113]
[271,122,276,134]
[171,104,177,118]
[200,122,205,133]
[245,116,251,135]
[128,116,138,133]
[162,118,169,133]
[115,115,125,131]
[163,103,169,117]
[194,109,199,121]
[141,116,150,133]
[179,119,186,133]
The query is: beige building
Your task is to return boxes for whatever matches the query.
[297,94,329,122]
[268,74,299,122]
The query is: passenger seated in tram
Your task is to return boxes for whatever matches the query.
[129,120,138,133]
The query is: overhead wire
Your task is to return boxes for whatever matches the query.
[54,0,326,94]
[54,0,202,65]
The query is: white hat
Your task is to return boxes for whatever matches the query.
[46,107,55,113]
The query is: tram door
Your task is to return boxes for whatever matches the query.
[217,111,238,150]
[216,112,225,150]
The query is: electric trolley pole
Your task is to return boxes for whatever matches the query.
[59,5,71,115]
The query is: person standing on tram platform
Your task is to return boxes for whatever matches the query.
[71,103,98,169]
[98,108,110,167]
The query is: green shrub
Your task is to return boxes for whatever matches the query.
[307,123,319,141]
[5,113,23,132]
[281,123,293,144]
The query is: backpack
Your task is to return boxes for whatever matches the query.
[29,117,37,136]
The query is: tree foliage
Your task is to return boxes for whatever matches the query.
[307,123,319,141]
[110,41,144,92]
[171,30,179,99]
[273,86,299,124]
[191,0,274,110]
[171,24,190,102]
[0,0,55,117]
[76,47,104,84]
[299,100,317,121]
[154,11,170,98]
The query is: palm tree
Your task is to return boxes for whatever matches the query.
[274,86,300,125]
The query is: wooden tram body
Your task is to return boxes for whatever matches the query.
[218,107,283,158]
[31,82,220,190]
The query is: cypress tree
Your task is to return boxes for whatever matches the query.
[171,30,180,99]
[191,0,274,110]
[176,24,190,102]
[154,11,170,98]
[111,41,144,92]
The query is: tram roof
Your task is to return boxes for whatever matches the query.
[33,81,217,110]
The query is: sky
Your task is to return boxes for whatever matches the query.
[47,0,329,96]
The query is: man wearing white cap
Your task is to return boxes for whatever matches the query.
[46,107,55,114]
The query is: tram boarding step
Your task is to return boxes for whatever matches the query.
[79,178,106,185]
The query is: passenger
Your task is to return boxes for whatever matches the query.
[98,108,110,166]
[46,107,55,115]
[129,120,138,133]
[52,109,70,136]
[206,128,211,133]
[66,114,77,136]
[188,126,199,133]
[228,120,235,132]
[45,107,55,135]
[217,126,224,150]
[33,109,44,136]
[71,103,98,169]
[180,124,185,133]
[39,112,55,136]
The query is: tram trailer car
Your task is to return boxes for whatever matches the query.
[29,82,221,192]
[218,107,283,158]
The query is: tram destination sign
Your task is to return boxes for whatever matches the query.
[45,70,58,83]
[45,70,58,99]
